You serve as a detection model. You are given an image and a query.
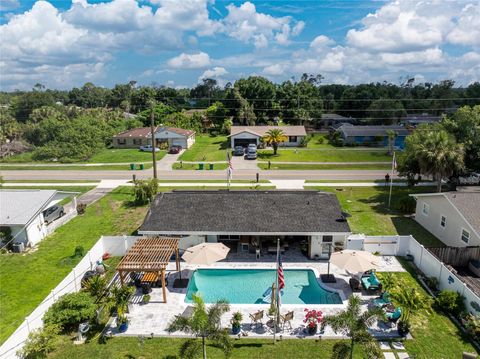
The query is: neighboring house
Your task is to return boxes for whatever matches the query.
[401,113,442,127]
[139,190,351,259]
[228,126,307,148]
[113,127,195,149]
[411,191,480,247]
[0,190,78,248]
[336,125,410,148]
[320,113,357,128]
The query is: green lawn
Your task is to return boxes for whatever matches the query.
[2,180,99,183]
[0,149,165,164]
[389,261,479,358]
[306,133,336,148]
[306,186,445,247]
[258,163,391,170]
[0,187,149,344]
[172,162,228,170]
[1,186,95,194]
[179,135,228,161]
[257,148,391,162]
[0,164,152,171]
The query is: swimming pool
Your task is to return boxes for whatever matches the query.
[185,268,342,304]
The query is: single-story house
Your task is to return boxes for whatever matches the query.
[228,126,307,148]
[113,127,195,149]
[320,113,357,128]
[401,113,442,127]
[0,190,78,249]
[336,125,410,148]
[139,190,351,259]
[410,191,480,247]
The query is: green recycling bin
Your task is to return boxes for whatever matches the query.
[199,163,204,170]
[130,163,135,170]
[139,163,144,170]
[209,163,214,170]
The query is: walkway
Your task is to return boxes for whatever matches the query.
[77,180,129,206]
[270,180,305,189]
[156,150,184,171]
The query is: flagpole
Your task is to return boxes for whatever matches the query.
[226,149,230,189]
[388,152,395,209]
[274,238,280,343]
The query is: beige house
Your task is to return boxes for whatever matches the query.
[113,127,195,149]
[228,126,306,148]
[411,191,480,247]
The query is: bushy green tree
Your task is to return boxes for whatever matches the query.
[18,324,60,359]
[43,292,96,331]
[206,101,226,127]
[133,179,158,205]
[367,99,406,125]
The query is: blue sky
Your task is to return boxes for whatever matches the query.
[1,0,479,90]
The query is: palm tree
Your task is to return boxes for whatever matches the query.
[167,294,232,359]
[405,127,464,192]
[324,296,384,359]
[390,285,433,322]
[262,129,288,155]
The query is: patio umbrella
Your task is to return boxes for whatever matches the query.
[329,250,380,273]
[182,243,230,265]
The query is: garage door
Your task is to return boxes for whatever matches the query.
[172,139,186,148]
[234,138,257,147]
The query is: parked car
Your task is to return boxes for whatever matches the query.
[169,145,182,154]
[233,146,245,156]
[43,205,65,224]
[246,147,257,160]
[248,143,257,151]
[139,145,160,152]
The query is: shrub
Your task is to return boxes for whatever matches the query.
[436,290,466,316]
[425,277,439,292]
[83,275,107,303]
[18,324,60,359]
[396,196,416,214]
[43,292,96,331]
[0,226,13,250]
[73,246,85,258]
[133,179,158,205]
[76,203,87,215]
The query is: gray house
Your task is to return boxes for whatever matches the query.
[229,126,306,148]
[336,125,410,148]
[411,191,480,247]
[139,190,351,259]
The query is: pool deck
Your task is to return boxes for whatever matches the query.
[106,257,406,340]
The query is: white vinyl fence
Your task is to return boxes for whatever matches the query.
[347,234,480,314]
[0,235,141,359]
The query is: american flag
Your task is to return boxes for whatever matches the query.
[277,254,285,291]
[227,152,233,182]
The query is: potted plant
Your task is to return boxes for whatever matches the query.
[142,294,151,305]
[397,320,410,336]
[304,309,323,335]
[117,308,129,333]
[231,312,243,335]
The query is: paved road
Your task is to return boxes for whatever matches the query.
[0,168,398,181]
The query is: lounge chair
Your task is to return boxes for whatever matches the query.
[280,311,294,331]
[361,271,382,292]
[249,310,264,329]
[349,277,361,292]
[373,292,391,308]
[386,307,402,323]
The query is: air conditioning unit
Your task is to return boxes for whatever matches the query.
[12,242,25,253]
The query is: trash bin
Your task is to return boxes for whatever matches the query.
[130,163,135,170]
[199,163,204,170]
[209,163,214,170]
[139,163,144,170]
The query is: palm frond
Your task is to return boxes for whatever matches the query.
[179,339,203,359]
[166,315,192,334]
[331,341,351,359]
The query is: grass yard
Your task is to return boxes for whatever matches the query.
[1,186,96,194]
[2,180,99,183]
[0,164,152,171]
[0,149,165,164]
[0,187,149,344]
[306,186,445,247]
[306,133,336,148]
[258,163,391,170]
[179,135,228,162]
[257,148,391,162]
[172,162,228,170]
[387,261,479,358]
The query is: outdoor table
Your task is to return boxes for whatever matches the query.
[141,272,159,283]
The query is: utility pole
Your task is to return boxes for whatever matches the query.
[150,100,157,179]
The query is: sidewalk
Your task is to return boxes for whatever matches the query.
[258,161,391,165]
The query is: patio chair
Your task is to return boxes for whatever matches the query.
[373,292,391,308]
[280,311,294,331]
[249,310,264,330]
[386,307,402,323]
[361,271,382,292]
[349,277,361,292]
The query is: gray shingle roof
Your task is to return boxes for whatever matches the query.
[338,125,410,137]
[139,190,351,234]
[229,126,306,137]
[444,192,480,234]
[0,190,57,225]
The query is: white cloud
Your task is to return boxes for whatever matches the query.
[199,66,228,79]
[167,52,211,69]
[224,1,304,48]
[310,35,335,50]
[0,0,19,11]
[447,3,480,46]
[262,64,286,76]
[380,48,444,66]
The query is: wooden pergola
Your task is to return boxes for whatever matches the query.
[116,237,180,303]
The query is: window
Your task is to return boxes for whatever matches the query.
[241,243,249,252]
[117,138,126,145]
[461,229,470,243]
[322,235,333,243]
[133,139,141,145]
[289,136,297,143]
[440,216,446,228]
[422,203,429,216]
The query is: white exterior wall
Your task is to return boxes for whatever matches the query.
[309,233,348,259]
[24,215,48,246]
[279,136,305,147]
[187,135,195,148]
[179,235,205,250]
[230,132,261,147]
[414,196,480,247]
[155,129,195,149]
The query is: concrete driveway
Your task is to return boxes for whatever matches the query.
[156,150,184,171]
[231,154,258,170]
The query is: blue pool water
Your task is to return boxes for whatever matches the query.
[185,269,342,304]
